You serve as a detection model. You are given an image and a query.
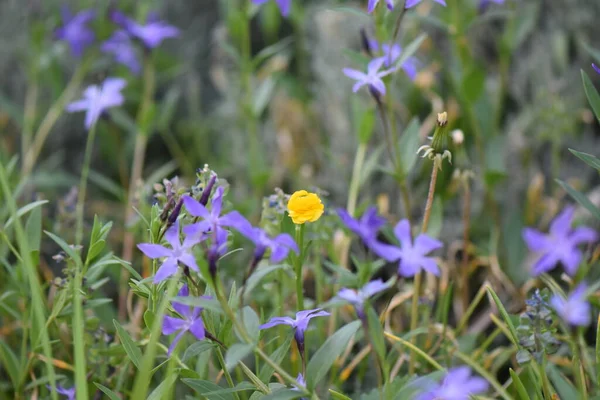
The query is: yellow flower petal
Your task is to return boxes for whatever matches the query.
[287,190,324,224]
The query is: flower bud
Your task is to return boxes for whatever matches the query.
[199,174,217,206]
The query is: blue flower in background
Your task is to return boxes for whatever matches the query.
[343,58,392,97]
[368,0,395,13]
[162,285,207,355]
[405,0,447,8]
[54,6,95,57]
[252,0,292,17]
[234,220,299,263]
[337,279,388,319]
[46,384,76,400]
[369,40,420,80]
[337,207,398,259]
[416,366,488,400]
[101,30,141,75]
[66,77,126,129]
[593,63,600,75]
[111,10,179,49]
[522,206,597,276]
[550,284,591,327]
[260,308,330,354]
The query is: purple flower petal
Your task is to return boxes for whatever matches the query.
[164,221,181,249]
[393,219,413,247]
[405,0,422,8]
[260,316,296,329]
[361,279,387,298]
[275,0,292,16]
[549,206,575,237]
[337,288,362,304]
[343,68,368,81]
[569,226,598,245]
[178,253,199,272]
[414,234,443,253]
[137,243,171,259]
[531,252,560,275]
[522,228,550,252]
[593,63,600,75]
[183,196,210,219]
[153,258,179,283]
[166,329,187,356]
[368,0,378,13]
[162,315,187,334]
[189,317,206,340]
[211,186,225,217]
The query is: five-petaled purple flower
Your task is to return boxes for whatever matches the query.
[416,366,488,400]
[337,279,387,319]
[343,58,392,97]
[405,0,447,8]
[46,384,76,400]
[183,186,248,239]
[66,77,126,129]
[235,220,299,263]
[379,219,443,277]
[101,30,141,75]
[260,308,330,354]
[593,63,600,75]
[55,6,95,57]
[550,284,591,327]
[111,10,179,49]
[162,285,206,355]
[522,206,597,276]
[370,40,420,80]
[337,207,397,259]
[368,0,394,13]
[252,0,292,17]
[137,221,202,283]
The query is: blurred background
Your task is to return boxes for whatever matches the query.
[1,0,600,286]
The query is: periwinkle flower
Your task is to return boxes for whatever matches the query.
[416,366,488,400]
[370,41,420,80]
[368,0,394,13]
[337,207,399,259]
[343,58,392,97]
[101,30,141,74]
[207,228,230,276]
[337,279,387,319]
[479,0,505,10]
[405,0,447,8]
[54,6,95,57]
[137,221,202,283]
[235,221,299,264]
[522,206,597,276]
[162,285,206,355]
[111,10,179,49]
[260,308,330,354]
[550,284,591,327]
[252,0,292,17]
[46,384,75,400]
[380,219,443,277]
[66,77,126,129]
[183,186,249,239]
[593,63,600,75]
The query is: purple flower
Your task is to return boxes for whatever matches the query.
[101,31,141,75]
[54,7,95,57]
[337,279,387,318]
[381,219,443,277]
[550,284,591,327]
[111,10,179,49]
[368,0,394,13]
[405,0,447,8]
[66,77,126,129]
[416,366,488,400]
[137,221,202,283]
[522,206,597,276]
[183,187,248,239]
[162,285,206,355]
[207,228,230,276]
[593,63,600,75]
[370,41,420,80]
[260,308,330,353]
[235,221,299,263]
[46,385,76,400]
[343,58,392,97]
[252,0,292,17]
[337,207,398,259]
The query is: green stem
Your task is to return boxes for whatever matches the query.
[216,347,242,400]
[72,261,88,400]
[346,142,367,215]
[75,123,98,246]
[294,224,306,311]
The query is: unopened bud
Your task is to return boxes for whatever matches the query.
[451,129,464,145]
[199,174,217,206]
[437,112,448,126]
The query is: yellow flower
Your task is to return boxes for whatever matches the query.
[287,190,324,224]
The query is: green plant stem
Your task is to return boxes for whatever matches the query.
[72,260,88,400]
[0,161,58,400]
[215,347,242,400]
[294,224,306,311]
[346,142,367,216]
[460,178,471,312]
[75,123,98,246]
[21,80,38,172]
[22,62,87,177]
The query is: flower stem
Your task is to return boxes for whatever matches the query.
[75,123,98,247]
[294,224,306,311]
[421,163,439,234]
[215,346,242,400]
[460,178,471,313]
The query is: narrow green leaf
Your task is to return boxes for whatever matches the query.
[4,200,49,230]
[569,148,600,171]
[556,179,600,220]
[485,286,520,346]
[147,374,178,400]
[183,341,215,362]
[259,332,294,382]
[113,320,143,369]
[225,343,253,371]
[582,70,600,124]
[94,383,121,400]
[398,118,420,175]
[328,389,353,400]
[306,320,361,389]
[173,296,224,314]
[238,306,260,342]
[366,307,386,370]
[391,34,427,73]
[44,231,82,265]
[508,369,530,400]
[0,339,19,388]
[182,379,235,400]
[244,264,289,300]
[260,390,303,400]
[547,364,579,400]
[25,206,42,253]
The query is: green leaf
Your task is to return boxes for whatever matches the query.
[260,390,304,400]
[259,332,294,382]
[569,148,600,171]
[253,77,277,117]
[366,307,386,369]
[582,70,600,124]
[238,306,260,342]
[4,200,48,230]
[398,118,420,175]
[547,364,579,400]
[183,341,215,362]
[182,379,235,400]
[225,343,253,370]
[328,389,353,400]
[306,320,361,389]
[556,179,600,220]
[508,369,530,400]
[461,66,486,103]
[44,230,82,265]
[391,34,427,73]
[113,320,143,369]
[485,286,519,347]
[352,99,376,144]
[148,374,178,400]
[172,296,224,314]
[0,339,19,388]
[244,264,289,300]
[94,383,121,400]
[25,205,42,253]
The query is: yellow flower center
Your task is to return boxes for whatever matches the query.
[287,190,324,224]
